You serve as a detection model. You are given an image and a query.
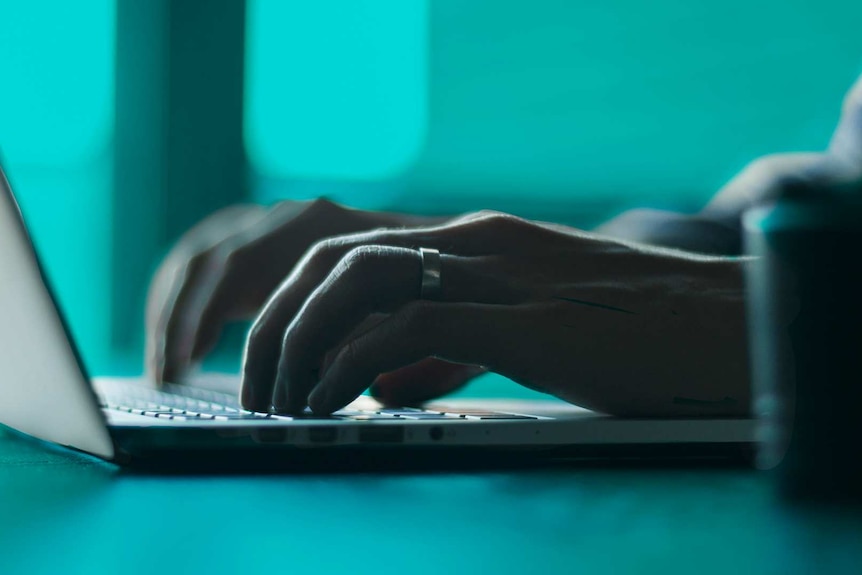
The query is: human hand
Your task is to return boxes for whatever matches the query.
[146,198,470,389]
[595,74,862,254]
[241,212,751,416]
[704,73,862,217]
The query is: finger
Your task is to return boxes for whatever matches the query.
[706,152,834,217]
[187,201,322,361]
[145,254,186,379]
[147,205,260,382]
[271,245,420,412]
[149,205,267,383]
[369,358,487,406]
[306,301,512,414]
[262,246,515,413]
[241,213,533,409]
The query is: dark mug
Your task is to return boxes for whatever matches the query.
[744,197,862,500]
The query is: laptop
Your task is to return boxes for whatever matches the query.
[0,163,755,469]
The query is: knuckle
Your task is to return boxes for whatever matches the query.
[211,240,238,269]
[301,237,342,272]
[309,197,339,214]
[308,236,340,261]
[196,242,236,286]
[397,301,436,331]
[245,321,266,351]
[184,249,214,276]
[337,338,364,369]
[222,247,245,272]
[476,211,528,231]
[219,235,256,271]
[246,316,277,354]
[340,245,386,273]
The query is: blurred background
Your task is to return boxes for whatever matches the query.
[1,0,861,374]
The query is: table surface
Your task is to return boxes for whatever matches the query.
[2,376,861,575]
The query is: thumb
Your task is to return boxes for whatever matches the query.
[369,358,486,406]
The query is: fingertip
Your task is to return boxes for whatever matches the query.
[307,385,330,414]
[270,372,292,413]
[162,342,194,385]
[144,354,161,385]
[160,364,177,386]
[278,389,311,416]
[240,385,269,413]
[240,370,272,413]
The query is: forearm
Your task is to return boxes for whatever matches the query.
[349,205,752,416]
[513,220,754,417]
[558,252,753,417]
[592,208,743,255]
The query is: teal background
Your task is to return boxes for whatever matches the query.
[1,0,862,372]
[0,1,115,370]
[246,0,429,180]
[248,0,862,215]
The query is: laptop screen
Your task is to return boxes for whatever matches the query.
[0,163,115,459]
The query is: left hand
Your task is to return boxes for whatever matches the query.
[240,212,750,416]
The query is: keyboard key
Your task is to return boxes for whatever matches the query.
[377,410,443,416]
[399,414,461,420]
[469,415,537,420]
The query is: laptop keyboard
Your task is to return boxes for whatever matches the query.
[99,382,537,422]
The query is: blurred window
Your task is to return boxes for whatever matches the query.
[245,0,862,220]
[245,0,427,181]
[0,0,115,369]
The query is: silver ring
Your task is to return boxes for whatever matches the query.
[419,247,442,300]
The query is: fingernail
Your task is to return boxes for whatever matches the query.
[274,372,298,413]
[240,384,256,410]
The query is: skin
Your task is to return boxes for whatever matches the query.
[240,214,752,417]
[146,74,862,416]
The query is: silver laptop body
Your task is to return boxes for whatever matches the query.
[0,163,754,467]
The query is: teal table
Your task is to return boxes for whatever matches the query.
[2,377,861,575]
